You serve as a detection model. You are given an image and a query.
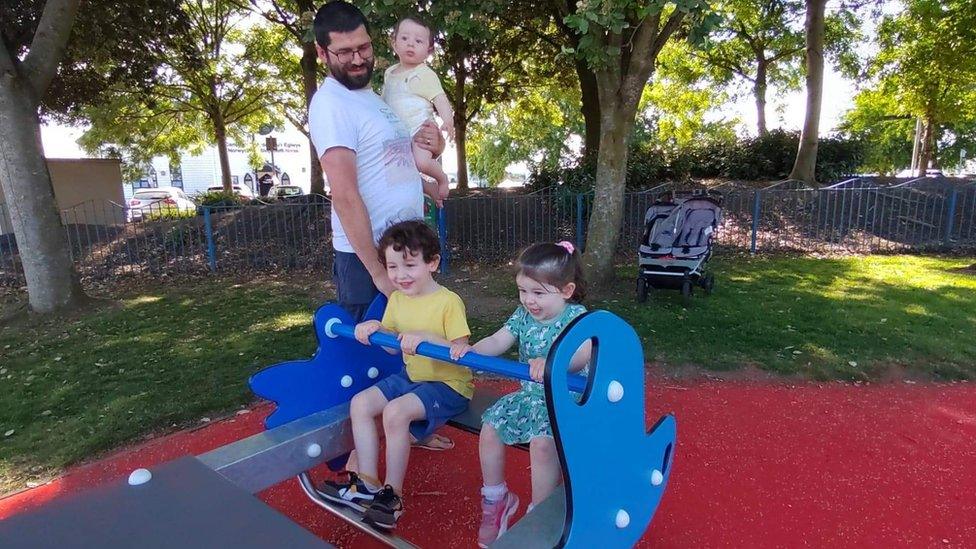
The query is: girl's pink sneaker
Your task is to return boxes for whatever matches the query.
[477,491,520,547]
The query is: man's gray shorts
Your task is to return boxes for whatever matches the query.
[332,251,379,323]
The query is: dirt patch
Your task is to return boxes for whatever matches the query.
[950,263,976,276]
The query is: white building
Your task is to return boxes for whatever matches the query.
[125,125,315,200]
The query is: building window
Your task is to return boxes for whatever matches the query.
[134,165,157,189]
[232,175,240,185]
[281,172,291,186]
[243,173,254,188]
[170,163,183,188]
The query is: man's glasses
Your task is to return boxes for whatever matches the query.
[326,42,374,64]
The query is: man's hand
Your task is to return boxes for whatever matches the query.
[355,320,382,345]
[398,332,427,355]
[371,271,396,297]
[528,357,546,383]
[414,120,444,157]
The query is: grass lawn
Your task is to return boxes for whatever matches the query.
[595,254,976,380]
[1,254,974,493]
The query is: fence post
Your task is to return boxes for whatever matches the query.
[944,188,959,247]
[750,190,762,254]
[203,206,217,272]
[575,193,584,251]
[437,205,449,275]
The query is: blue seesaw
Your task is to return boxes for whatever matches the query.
[249,294,676,548]
[0,295,676,549]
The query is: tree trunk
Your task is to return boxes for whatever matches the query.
[583,82,641,287]
[788,0,826,185]
[301,41,326,195]
[918,114,936,176]
[575,60,601,157]
[213,113,233,191]
[453,63,469,191]
[754,59,769,136]
[456,116,469,191]
[0,74,86,312]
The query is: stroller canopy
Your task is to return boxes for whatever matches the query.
[640,195,722,258]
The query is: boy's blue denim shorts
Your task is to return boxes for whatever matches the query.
[373,371,469,440]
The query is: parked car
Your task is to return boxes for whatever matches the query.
[267,185,304,199]
[127,187,196,222]
[206,184,256,199]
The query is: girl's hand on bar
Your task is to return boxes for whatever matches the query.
[528,357,546,383]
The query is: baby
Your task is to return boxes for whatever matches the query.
[382,16,454,205]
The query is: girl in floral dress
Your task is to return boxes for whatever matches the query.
[450,241,591,547]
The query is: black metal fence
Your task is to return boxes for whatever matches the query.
[1,181,974,286]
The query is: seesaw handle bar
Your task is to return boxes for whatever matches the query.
[326,319,588,393]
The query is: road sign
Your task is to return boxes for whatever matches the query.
[265,137,278,152]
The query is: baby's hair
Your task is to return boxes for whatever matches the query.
[393,15,436,48]
[377,219,441,264]
[516,242,587,302]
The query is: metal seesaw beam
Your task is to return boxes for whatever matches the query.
[198,403,352,494]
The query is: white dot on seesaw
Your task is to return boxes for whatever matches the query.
[651,469,664,486]
[340,375,353,388]
[367,367,379,379]
[324,318,341,338]
[307,443,322,458]
[615,509,630,528]
[607,380,624,402]
[128,468,152,486]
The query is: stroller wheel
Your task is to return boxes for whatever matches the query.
[702,273,715,295]
[637,277,649,303]
[681,279,693,302]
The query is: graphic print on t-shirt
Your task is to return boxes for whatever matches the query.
[383,136,416,185]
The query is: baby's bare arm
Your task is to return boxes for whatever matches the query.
[431,94,455,139]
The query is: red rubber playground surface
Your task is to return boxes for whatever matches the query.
[2,378,975,547]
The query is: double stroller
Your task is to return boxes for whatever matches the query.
[637,190,722,303]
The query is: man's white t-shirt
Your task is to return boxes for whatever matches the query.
[309,77,424,253]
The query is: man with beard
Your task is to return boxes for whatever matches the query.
[309,0,444,322]
[307,0,456,503]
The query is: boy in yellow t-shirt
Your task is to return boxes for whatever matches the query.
[321,219,470,530]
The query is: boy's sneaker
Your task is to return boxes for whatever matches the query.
[477,491,520,547]
[318,471,378,513]
[363,485,404,530]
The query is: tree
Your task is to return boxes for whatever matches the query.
[80,0,277,192]
[865,0,976,176]
[639,40,737,151]
[235,0,327,195]
[438,4,557,191]
[468,74,583,185]
[697,0,805,136]
[561,0,717,285]
[787,0,825,184]
[0,0,184,313]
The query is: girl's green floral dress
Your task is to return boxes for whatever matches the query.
[482,303,587,445]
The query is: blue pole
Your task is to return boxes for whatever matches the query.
[437,205,449,275]
[750,190,762,254]
[944,188,959,247]
[203,206,217,272]
[327,320,588,393]
[575,193,584,251]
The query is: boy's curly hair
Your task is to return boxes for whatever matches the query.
[377,219,440,264]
